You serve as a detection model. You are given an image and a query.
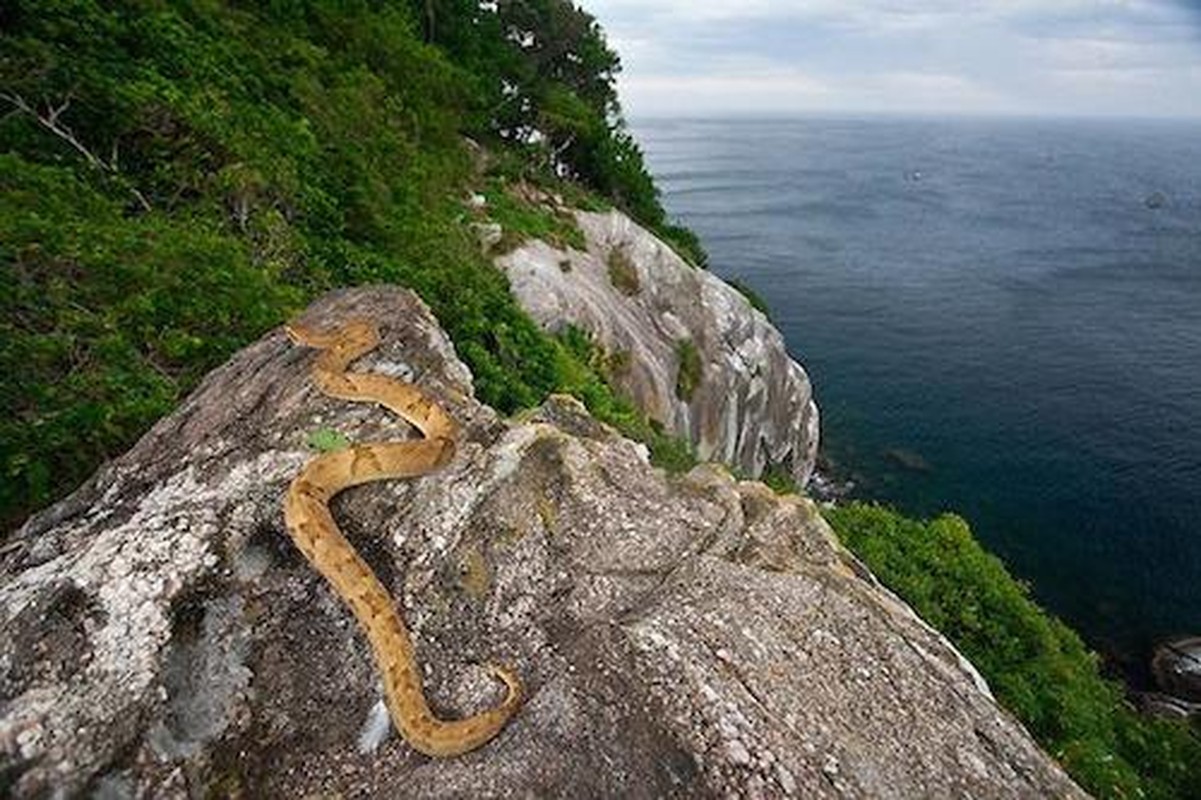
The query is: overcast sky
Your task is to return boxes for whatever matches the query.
[584,0,1201,118]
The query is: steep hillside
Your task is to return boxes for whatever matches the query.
[0,0,692,529]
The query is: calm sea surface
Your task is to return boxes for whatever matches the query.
[633,115,1201,671]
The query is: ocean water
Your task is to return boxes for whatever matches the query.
[633,115,1201,673]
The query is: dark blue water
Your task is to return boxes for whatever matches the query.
[634,115,1201,670]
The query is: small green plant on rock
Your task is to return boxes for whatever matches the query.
[306,428,351,452]
[760,461,798,494]
[646,428,697,474]
[675,338,703,402]
[603,348,632,381]
[607,247,641,295]
[726,278,772,318]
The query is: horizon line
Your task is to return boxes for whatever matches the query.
[624,108,1201,124]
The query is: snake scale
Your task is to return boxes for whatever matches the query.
[283,318,522,757]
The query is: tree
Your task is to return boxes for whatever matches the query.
[410,0,670,231]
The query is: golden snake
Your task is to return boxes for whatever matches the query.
[282,318,522,757]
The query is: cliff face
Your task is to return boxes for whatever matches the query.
[0,287,1082,798]
[497,210,820,488]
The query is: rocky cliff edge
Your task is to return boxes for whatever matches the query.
[0,287,1083,798]
[497,209,820,488]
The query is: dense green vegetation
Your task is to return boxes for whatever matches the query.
[825,503,1201,799]
[1,156,302,523]
[480,179,586,253]
[0,0,689,528]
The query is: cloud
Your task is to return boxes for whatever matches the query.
[620,68,1015,117]
[620,69,834,115]
[585,0,1201,117]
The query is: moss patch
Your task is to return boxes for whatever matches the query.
[646,429,697,474]
[305,428,351,453]
[602,349,632,382]
[760,461,797,494]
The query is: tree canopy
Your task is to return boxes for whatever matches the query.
[405,0,704,262]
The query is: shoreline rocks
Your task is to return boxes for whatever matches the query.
[1151,636,1201,711]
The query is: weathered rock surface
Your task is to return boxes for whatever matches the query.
[497,209,820,487]
[0,287,1083,798]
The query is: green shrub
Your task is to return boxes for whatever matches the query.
[675,338,703,402]
[759,462,797,494]
[726,278,771,318]
[0,156,301,528]
[657,223,709,268]
[607,247,641,296]
[552,180,613,214]
[482,180,586,252]
[554,325,696,475]
[824,502,1201,799]
[645,428,698,474]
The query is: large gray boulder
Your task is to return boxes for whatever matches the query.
[0,287,1082,798]
[497,210,820,487]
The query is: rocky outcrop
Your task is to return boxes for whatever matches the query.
[0,287,1082,798]
[1140,637,1201,721]
[497,210,820,487]
[1153,637,1201,702]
